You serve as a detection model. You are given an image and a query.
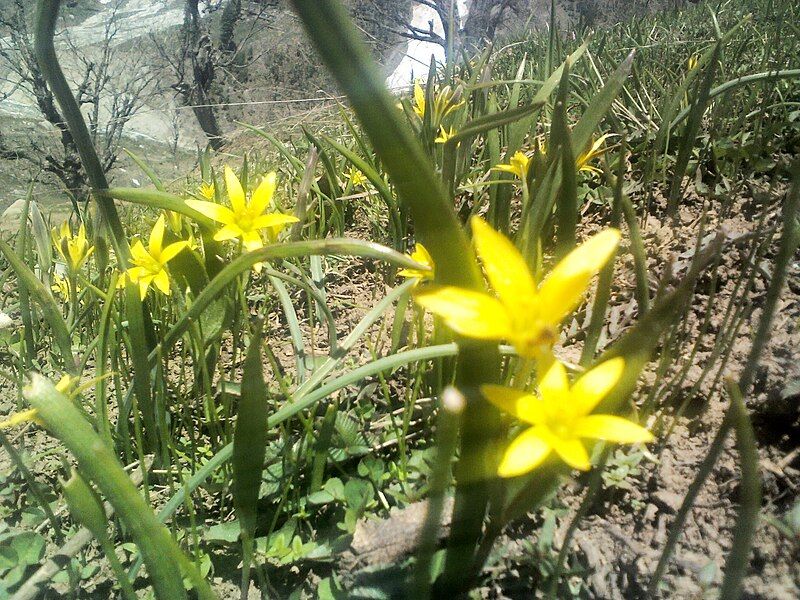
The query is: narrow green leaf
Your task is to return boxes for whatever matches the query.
[156,239,422,359]
[29,201,52,288]
[667,43,720,215]
[104,188,215,230]
[720,381,761,600]
[124,284,158,455]
[24,375,215,600]
[123,148,165,191]
[233,325,269,597]
[572,50,635,153]
[0,239,76,373]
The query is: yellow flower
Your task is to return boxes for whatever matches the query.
[52,222,94,272]
[0,375,78,429]
[412,81,463,122]
[186,167,299,253]
[482,358,653,476]
[575,134,613,175]
[347,167,368,188]
[55,374,78,395]
[413,81,427,119]
[492,151,532,180]
[531,134,612,176]
[435,126,456,144]
[264,212,296,244]
[687,54,699,71]
[51,273,76,299]
[414,217,620,359]
[398,243,434,284]
[125,215,188,300]
[199,181,216,200]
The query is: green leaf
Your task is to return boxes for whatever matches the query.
[123,148,165,190]
[204,521,241,545]
[10,531,46,566]
[0,239,76,373]
[63,470,108,541]
[572,50,635,153]
[29,201,52,289]
[156,239,422,358]
[719,381,761,600]
[233,325,270,589]
[23,375,214,599]
[104,188,215,230]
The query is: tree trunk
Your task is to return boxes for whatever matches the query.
[461,0,515,52]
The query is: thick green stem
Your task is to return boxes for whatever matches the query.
[285,2,502,592]
[24,374,216,599]
[33,0,129,264]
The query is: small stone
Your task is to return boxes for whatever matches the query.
[652,490,683,513]
[0,312,15,343]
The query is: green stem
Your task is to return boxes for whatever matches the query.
[285,3,502,591]
[24,374,216,599]
[33,0,129,264]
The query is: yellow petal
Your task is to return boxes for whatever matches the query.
[149,214,166,257]
[537,229,621,325]
[492,164,516,175]
[470,217,537,313]
[414,286,512,340]
[550,436,591,471]
[153,269,171,296]
[138,275,152,300]
[498,427,552,478]
[398,268,425,279]
[241,230,264,252]
[125,266,146,282]
[251,213,299,230]
[480,385,546,425]
[399,243,434,280]
[0,409,41,429]
[160,241,189,264]
[573,414,654,444]
[130,240,149,263]
[571,357,625,415]
[213,224,243,242]
[538,358,570,400]
[413,81,425,116]
[250,172,277,214]
[185,200,235,225]
[224,165,246,214]
[411,243,433,269]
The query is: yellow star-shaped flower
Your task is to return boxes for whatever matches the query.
[435,126,456,144]
[482,358,653,477]
[575,133,613,175]
[51,273,76,299]
[52,222,94,272]
[398,243,434,285]
[125,214,188,300]
[412,81,463,122]
[414,217,620,359]
[492,151,532,180]
[347,167,368,189]
[186,166,299,252]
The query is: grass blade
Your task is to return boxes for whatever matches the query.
[0,239,76,374]
[24,374,215,600]
[233,325,269,599]
[720,380,762,600]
